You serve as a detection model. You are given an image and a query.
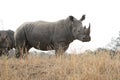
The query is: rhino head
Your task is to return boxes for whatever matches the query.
[69,15,91,42]
[0,31,9,48]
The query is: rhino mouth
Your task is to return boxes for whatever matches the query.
[81,36,91,42]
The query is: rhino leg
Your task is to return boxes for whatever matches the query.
[15,41,31,58]
[15,47,21,58]
[3,48,9,56]
[0,49,2,56]
[54,42,68,56]
[0,48,9,56]
[16,46,31,58]
[15,48,26,58]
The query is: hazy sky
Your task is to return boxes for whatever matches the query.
[0,0,120,52]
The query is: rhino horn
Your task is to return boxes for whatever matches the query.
[87,23,91,35]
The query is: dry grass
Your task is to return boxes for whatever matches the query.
[0,51,120,80]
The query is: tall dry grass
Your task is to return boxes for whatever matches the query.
[0,51,120,80]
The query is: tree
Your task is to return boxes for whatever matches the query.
[107,31,120,51]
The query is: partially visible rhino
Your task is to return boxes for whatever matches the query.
[14,15,91,58]
[0,30,15,56]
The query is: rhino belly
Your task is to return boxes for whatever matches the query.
[28,37,52,50]
[27,26,54,50]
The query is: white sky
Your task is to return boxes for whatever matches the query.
[0,0,120,52]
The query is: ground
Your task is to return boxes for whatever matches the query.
[0,51,120,80]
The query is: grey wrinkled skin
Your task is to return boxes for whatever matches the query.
[14,15,91,58]
[0,30,15,56]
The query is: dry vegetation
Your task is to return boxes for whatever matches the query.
[0,51,120,80]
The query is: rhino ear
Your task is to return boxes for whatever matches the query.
[69,16,74,21]
[80,14,85,21]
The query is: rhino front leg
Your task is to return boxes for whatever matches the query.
[3,48,9,56]
[0,48,9,56]
[54,42,68,56]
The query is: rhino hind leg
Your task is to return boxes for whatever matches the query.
[15,41,31,58]
[16,46,31,58]
[15,48,20,58]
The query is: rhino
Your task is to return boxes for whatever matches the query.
[0,30,15,56]
[14,15,91,58]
